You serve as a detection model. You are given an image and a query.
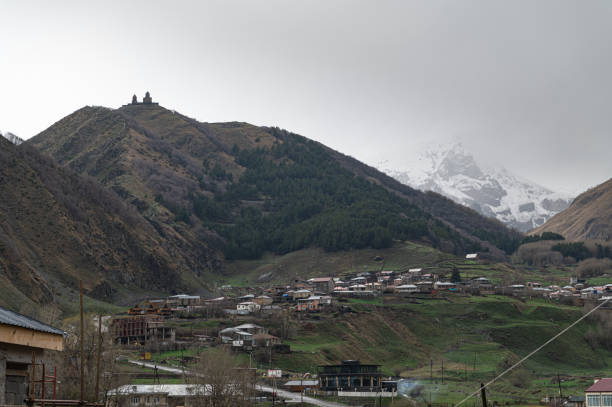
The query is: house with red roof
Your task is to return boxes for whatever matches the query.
[586,378,612,407]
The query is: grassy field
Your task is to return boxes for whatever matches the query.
[135,292,608,404]
[263,295,611,404]
[82,239,612,405]
[218,240,583,291]
[220,241,455,287]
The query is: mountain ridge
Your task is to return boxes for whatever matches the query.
[0,135,220,311]
[29,99,523,267]
[1,130,24,145]
[532,177,612,241]
[383,142,573,232]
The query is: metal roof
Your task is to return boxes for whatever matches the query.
[586,378,612,392]
[284,380,319,386]
[0,307,64,336]
[108,384,214,397]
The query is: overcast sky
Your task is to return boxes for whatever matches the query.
[1,0,611,194]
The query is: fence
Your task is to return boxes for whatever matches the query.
[337,391,397,397]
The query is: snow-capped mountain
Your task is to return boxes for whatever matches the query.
[1,130,24,145]
[383,143,573,232]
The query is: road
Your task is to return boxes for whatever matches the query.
[127,360,348,407]
[128,359,185,374]
[256,384,348,407]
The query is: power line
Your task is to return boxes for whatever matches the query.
[455,297,611,407]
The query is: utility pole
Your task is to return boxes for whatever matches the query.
[480,383,488,407]
[95,313,102,402]
[557,373,563,399]
[79,281,85,405]
[441,359,444,384]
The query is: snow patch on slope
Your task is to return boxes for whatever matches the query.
[1,130,24,145]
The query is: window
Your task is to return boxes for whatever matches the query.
[146,397,150,404]
[153,397,159,404]
[589,395,601,407]
[602,395,612,407]
[132,397,140,405]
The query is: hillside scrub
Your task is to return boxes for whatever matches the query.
[30,104,523,267]
[577,258,612,278]
[514,240,612,267]
[513,241,564,266]
[584,305,612,351]
[202,135,482,259]
[552,242,592,261]
[520,232,564,245]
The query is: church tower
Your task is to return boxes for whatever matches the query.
[132,94,138,104]
[143,91,152,104]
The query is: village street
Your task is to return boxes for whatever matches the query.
[127,360,349,407]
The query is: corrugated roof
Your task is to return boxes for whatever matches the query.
[108,384,214,397]
[284,380,319,386]
[0,307,64,336]
[586,378,612,392]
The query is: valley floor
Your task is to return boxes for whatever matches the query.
[118,294,610,404]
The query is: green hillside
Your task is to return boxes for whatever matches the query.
[30,102,522,268]
[0,137,211,313]
[259,296,608,403]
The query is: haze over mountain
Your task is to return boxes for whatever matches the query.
[383,143,573,233]
[4,1,612,198]
[29,95,522,266]
[532,178,612,241]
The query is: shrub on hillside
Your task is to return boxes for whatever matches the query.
[576,258,612,278]
[514,241,563,266]
[552,242,592,261]
[520,232,565,245]
[585,306,612,351]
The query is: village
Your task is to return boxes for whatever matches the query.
[2,252,611,406]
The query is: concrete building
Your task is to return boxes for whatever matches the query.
[0,307,64,405]
[309,277,335,293]
[318,360,383,391]
[394,284,418,294]
[107,384,239,407]
[236,302,260,314]
[110,315,175,345]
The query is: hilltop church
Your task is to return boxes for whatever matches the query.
[129,91,158,106]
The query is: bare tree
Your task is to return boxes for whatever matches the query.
[188,348,255,407]
[49,315,127,403]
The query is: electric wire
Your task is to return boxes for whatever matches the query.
[455,297,611,407]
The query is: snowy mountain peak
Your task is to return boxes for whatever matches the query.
[383,143,573,232]
[1,130,24,145]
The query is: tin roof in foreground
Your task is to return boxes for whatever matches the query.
[0,306,64,336]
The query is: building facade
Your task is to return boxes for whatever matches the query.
[0,307,64,405]
[586,378,612,407]
[318,360,383,392]
[110,315,175,345]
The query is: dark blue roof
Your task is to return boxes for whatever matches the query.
[0,307,64,335]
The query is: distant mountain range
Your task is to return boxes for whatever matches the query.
[382,143,573,233]
[1,130,23,145]
[533,177,612,241]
